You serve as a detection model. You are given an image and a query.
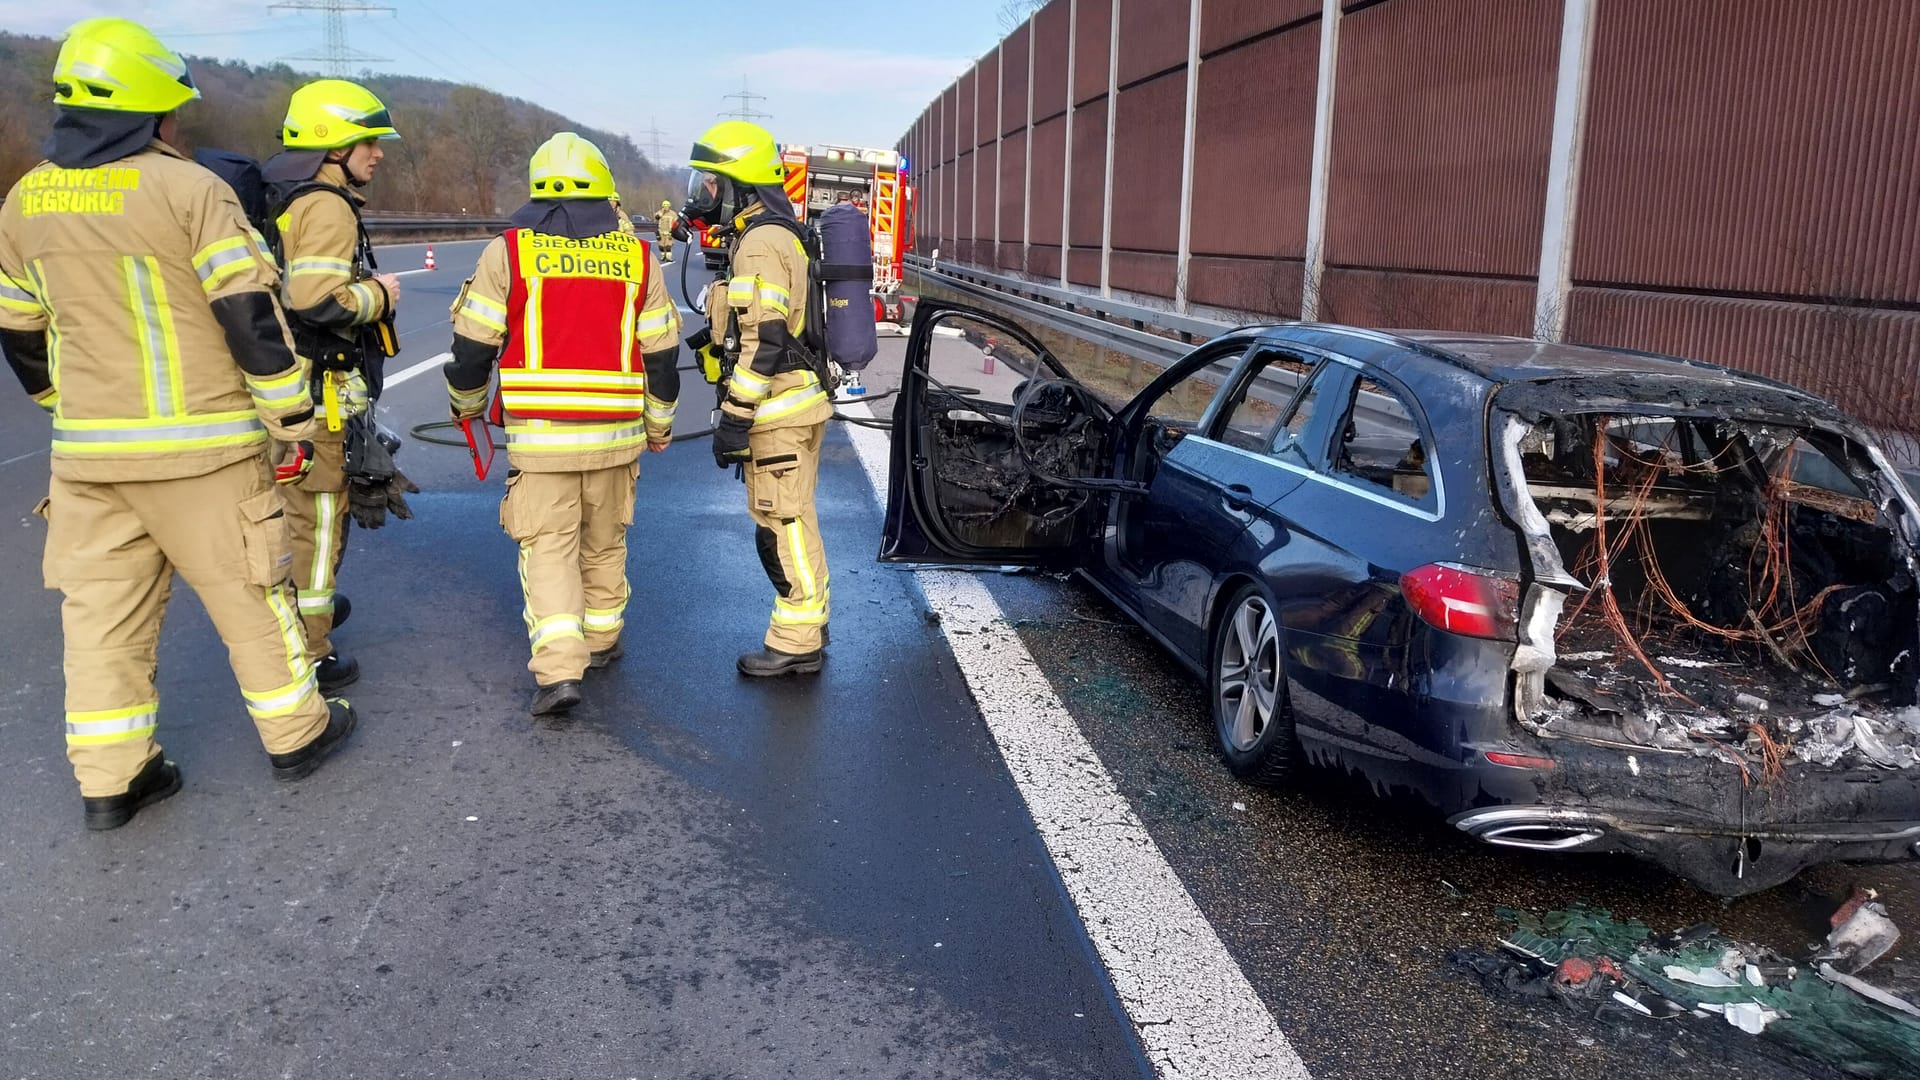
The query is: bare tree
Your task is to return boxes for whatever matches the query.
[997,0,1047,33]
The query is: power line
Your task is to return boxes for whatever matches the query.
[269,0,394,76]
[639,116,671,165]
[718,78,771,122]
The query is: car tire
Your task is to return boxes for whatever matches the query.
[1210,583,1295,786]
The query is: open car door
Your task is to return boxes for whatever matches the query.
[880,300,1121,568]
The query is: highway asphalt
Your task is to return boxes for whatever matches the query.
[2,238,1914,1079]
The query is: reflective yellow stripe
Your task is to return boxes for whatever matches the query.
[500,371,647,391]
[288,256,352,277]
[772,594,829,625]
[785,519,820,602]
[726,275,755,306]
[501,393,650,413]
[250,228,278,270]
[346,282,378,324]
[53,412,266,454]
[449,383,490,412]
[525,278,544,370]
[0,270,38,313]
[619,280,639,377]
[644,397,677,422]
[26,261,62,394]
[459,293,509,332]
[503,420,648,450]
[247,367,309,410]
[266,588,312,683]
[34,388,58,413]
[242,669,320,719]
[192,236,256,292]
[756,283,790,316]
[754,380,828,424]
[310,491,339,595]
[528,614,584,651]
[729,367,772,402]
[124,255,185,418]
[65,702,159,745]
[296,589,335,615]
[634,305,676,334]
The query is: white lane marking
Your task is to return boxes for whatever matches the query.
[393,268,436,277]
[1,447,48,468]
[839,402,1310,1080]
[384,352,451,389]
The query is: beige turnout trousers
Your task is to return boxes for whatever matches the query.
[284,434,350,661]
[41,457,330,796]
[500,462,638,685]
[746,422,829,654]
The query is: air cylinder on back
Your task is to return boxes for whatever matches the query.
[817,202,878,372]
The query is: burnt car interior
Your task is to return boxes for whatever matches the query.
[911,323,1112,552]
[1506,408,1920,772]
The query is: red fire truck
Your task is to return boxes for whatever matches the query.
[693,143,916,322]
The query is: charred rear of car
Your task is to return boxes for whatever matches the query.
[1480,380,1920,892]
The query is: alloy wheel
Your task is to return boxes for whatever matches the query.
[1216,594,1280,753]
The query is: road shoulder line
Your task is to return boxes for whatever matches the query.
[839,403,1310,1080]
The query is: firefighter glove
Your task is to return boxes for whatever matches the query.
[275,440,317,485]
[711,412,753,469]
[349,468,418,529]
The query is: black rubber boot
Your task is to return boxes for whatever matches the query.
[270,699,358,782]
[317,652,359,693]
[588,640,623,670]
[531,680,583,717]
[737,648,825,677]
[331,593,351,630]
[83,753,183,831]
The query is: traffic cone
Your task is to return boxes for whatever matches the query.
[424,244,436,271]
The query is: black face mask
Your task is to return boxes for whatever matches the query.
[679,173,740,233]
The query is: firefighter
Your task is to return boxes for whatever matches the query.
[686,121,832,677]
[654,200,677,262]
[262,78,412,694]
[0,18,355,828]
[444,132,680,717]
[611,191,636,237]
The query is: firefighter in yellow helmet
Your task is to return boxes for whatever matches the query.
[653,200,678,263]
[261,78,416,695]
[685,120,832,676]
[610,190,636,237]
[445,133,681,716]
[0,18,355,828]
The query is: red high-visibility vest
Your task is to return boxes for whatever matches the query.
[499,228,653,421]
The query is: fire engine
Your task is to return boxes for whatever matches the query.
[691,143,916,323]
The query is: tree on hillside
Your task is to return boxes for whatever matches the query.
[997,0,1047,31]
[443,85,522,214]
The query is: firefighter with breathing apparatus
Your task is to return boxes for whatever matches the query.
[681,121,834,677]
[654,200,677,262]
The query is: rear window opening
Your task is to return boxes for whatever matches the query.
[1503,412,1920,771]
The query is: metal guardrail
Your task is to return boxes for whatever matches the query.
[360,213,661,235]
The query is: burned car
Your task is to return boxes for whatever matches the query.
[882,300,1920,895]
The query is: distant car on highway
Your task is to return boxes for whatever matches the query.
[882,300,1920,896]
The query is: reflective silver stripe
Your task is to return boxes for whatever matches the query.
[127,257,177,417]
[65,709,158,737]
[243,671,319,717]
[528,616,583,650]
[54,416,264,443]
[248,377,308,407]
[194,242,254,284]
[0,277,36,305]
[504,423,647,447]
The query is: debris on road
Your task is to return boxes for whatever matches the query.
[1449,902,1920,1076]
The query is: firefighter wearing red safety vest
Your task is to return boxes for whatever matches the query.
[0,18,355,829]
[685,120,833,677]
[445,132,680,717]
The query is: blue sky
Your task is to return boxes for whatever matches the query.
[0,1,1017,159]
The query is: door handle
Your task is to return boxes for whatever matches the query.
[1223,483,1254,511]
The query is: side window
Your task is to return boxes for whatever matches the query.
[1332,373,1435,505]
[1138,347,1248,432]
[1219,350,1318,453]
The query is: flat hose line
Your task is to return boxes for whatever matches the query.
[406,387,911,447]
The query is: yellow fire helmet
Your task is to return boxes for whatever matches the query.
[528,132,615,200]
[282,79,400,150]
[661,200,672,209]
[691,120,783,187]
[52,17,200,114]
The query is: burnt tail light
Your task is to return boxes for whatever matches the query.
[1400,563,1521,641]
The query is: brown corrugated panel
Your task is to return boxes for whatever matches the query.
[1074,0,1113,106]
[999,130,1028,245]
[1029,121,1063,246]
[1030,116,1067,245]
[1188,255,1305,317]
[1110,251,1176,299]
[1068,98,1108,248]
[939,86,957,165]
[1575,1,1920,303]
[1326,0,1559,277]
[1191,22,1318,259]
[978,55,1000,149]
[956,154,975,241]
[1201,0,1320,55]
[1567,287,1920,437]
[957,69,977,153]
[1109,71,1186,253]
[1030,245,1063,280]
[1033,0,1073,121]
[1321,269,1535,336]
[1118,0,1189,86]
[1068,248,1102,288]
[1002,23,1031,136]
[977,143,999,243]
